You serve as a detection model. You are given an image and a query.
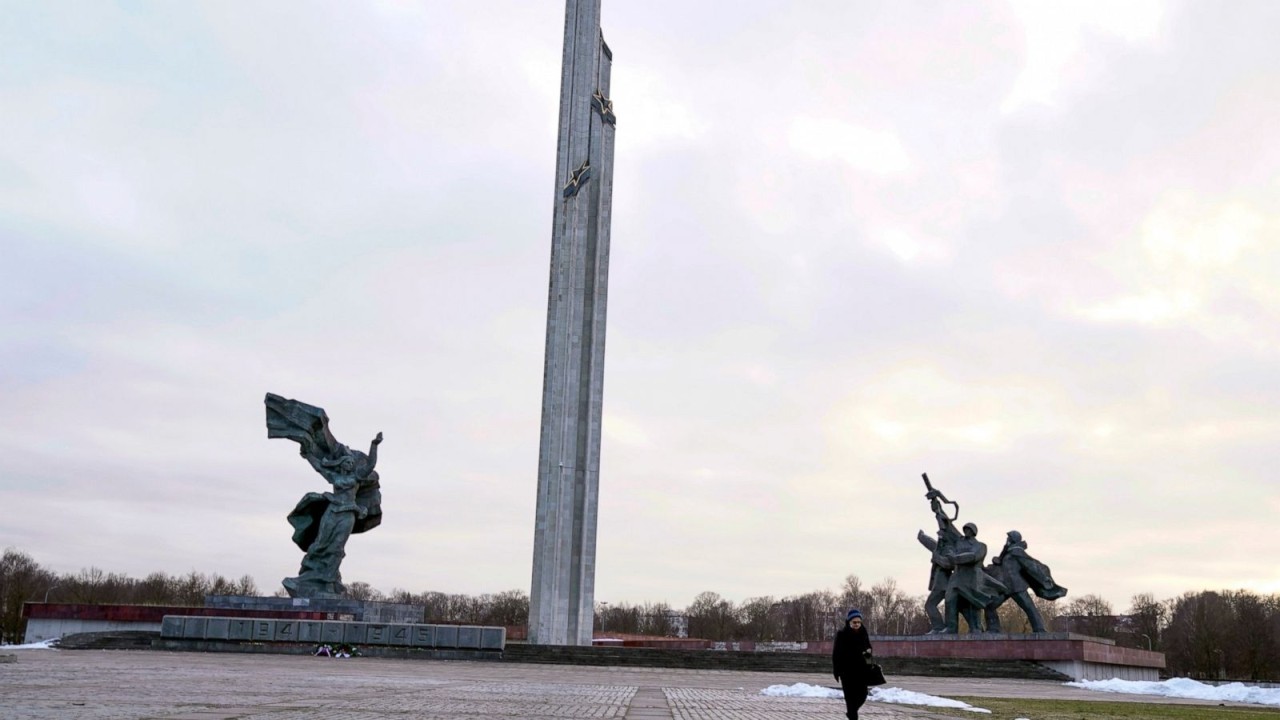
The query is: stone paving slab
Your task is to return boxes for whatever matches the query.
[666,687,909,719]
[0,651,926,720]
[0,648,1247,719]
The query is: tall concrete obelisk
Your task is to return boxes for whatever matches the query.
[528,0,616,647]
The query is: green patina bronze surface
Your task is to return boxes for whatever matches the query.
[265,393,383,599]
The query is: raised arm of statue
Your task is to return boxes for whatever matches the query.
[302,447,328,475]
[917,530,938,552]
[366,432,382,471]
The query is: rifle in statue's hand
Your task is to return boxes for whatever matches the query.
[921,472,959,522]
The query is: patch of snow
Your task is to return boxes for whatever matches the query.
[872,687,992,713]
[2,638,60,650]
[1068,677,1280,707]
[761,683,842,699]
[760,683,991,713]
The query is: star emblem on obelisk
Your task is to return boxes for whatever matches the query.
[592,90,616,125]
[562,160,592,198]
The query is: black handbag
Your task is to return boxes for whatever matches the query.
[864,663,887,686]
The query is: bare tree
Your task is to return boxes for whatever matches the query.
[737,596,778,641]
[1059,594,1115,638]
[637,601,677,637]
[686,591,739,641]
[1227,590,1276,681]
[484,589,529,627]
[0,548,57,643]
[867,577,919,636]
[838,574,872,613]
[133,572,176,604]
[1124,592,1165,650]
[595,601,641,635]
[1164,591,1233,679]
[344,581,385,602]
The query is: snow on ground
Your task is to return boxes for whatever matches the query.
[761,683,991,713]
[1,638,60,649]
[1069,677,1280,707]
[761,683,843,699]
[872,687,992,714]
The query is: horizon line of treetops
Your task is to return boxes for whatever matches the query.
[2,547,1277,681]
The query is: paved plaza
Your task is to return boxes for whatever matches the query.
[0,649,1233,719]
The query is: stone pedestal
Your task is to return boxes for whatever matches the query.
[869,633,1166,681]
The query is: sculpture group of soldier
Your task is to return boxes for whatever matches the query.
[916,473,1067,634]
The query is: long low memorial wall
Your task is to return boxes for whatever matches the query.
[159,616,505,657]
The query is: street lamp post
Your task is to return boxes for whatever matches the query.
[43,584,59,603]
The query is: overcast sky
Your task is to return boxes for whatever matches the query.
[3,0,1278,613]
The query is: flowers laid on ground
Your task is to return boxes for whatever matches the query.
[314,643,362,658]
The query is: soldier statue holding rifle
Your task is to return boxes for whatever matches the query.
[916,473,1066,634]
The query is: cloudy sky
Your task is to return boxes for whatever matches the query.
[3,0,1278,613]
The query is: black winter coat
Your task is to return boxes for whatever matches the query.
[831,623,872,683]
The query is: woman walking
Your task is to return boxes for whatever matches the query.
[832,609,872,720]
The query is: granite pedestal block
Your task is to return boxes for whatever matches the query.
[434,625,458,648]
[181,618,207,639]
[297,621,324,643]
[457,626,481,649]
[273,621,298,642]
[251,621,275,642]
[412,625,434,648]
[481,628,505,650]
[160,617,183,638]
[229,619,253,640]
[206,618,231,640]
[366,623,389,644]
[321,622,344,644]
[390,624,412,646]
[342,622,367,644]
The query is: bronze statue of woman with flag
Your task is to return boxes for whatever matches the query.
[265,393,383,599]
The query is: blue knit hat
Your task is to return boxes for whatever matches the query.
[846,609,862,621]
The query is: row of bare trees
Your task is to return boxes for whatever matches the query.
[0,548,257,644]
[0,547,530,643]
[7,546,1280,679]
[598,576,931,641]
[1161,590,1280,681]
[351,585,531,628]
[1015,590,1280,681]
